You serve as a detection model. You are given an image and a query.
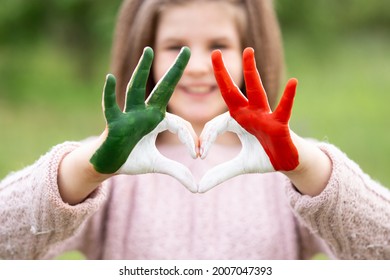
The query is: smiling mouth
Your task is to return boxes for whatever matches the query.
[180,85,217,95]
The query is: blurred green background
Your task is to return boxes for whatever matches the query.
[1,0,389,185]
[0,0,389,225]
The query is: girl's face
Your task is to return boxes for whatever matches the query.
[153,1,243,132]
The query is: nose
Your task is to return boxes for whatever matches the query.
[185,48,211,77]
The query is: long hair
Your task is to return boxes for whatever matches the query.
[110,0,284,110]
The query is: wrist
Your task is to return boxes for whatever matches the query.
[58,134,112,205]
[281,133,332,196]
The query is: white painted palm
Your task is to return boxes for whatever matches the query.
[117,112,198,193]
[198,112,274,193]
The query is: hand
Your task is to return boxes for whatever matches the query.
[199,48,299,192]
[199,112,274,192]
[90,47,198,192]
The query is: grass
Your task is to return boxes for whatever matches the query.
[0,41,105,178]
[284,32,390,187]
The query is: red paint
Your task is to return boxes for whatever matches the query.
[211,48,299,171]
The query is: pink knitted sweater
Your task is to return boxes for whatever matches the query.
[1,141,389,259]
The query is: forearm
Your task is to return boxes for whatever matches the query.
[0,142,106,259]
[282,132,332,197]
[58,131,112,205]
[287,143,390,259]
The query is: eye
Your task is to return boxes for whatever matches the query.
[158,38,185,52]
[163,44,184,52]
[210,42,230,51]
[211,44,227,50]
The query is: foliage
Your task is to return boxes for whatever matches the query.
[276,0,390,38]
[1,0,389,49]
[0,0,121,44]
[0,0,121,79]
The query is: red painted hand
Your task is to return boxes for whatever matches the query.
[211,47,299,171]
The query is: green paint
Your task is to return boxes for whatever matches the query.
[90,46,191,173]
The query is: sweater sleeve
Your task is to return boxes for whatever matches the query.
[0,142,107,259]
[286,143,390,259]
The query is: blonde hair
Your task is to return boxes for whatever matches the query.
[110,0,284,109]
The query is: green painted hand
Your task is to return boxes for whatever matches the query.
[90,47,198,192]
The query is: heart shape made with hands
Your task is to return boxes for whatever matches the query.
[90,47,299,193]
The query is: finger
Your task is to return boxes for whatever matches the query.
[211,49,247,112]
[199,112,231,159]
[198,156,245,193]
[147,46,191,112]
[103,74,121,121]
[157,113,198,159]
[243,48,271,112]
[125,47,154,111]
[274,78,298,123]
[153,153,198,193]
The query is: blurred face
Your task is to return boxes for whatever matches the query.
[153,1,243,132]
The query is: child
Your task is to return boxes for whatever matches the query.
[1,0,389,260]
